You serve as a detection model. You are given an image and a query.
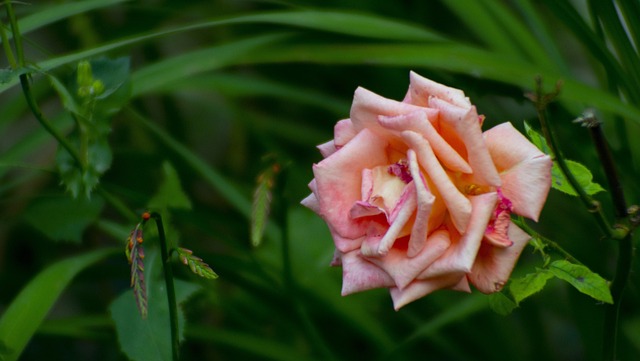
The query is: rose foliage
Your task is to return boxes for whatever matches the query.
[302,72,552,309]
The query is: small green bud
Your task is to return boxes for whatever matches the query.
[76,60,93,87]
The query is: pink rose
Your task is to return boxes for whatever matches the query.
[302,72,552,309]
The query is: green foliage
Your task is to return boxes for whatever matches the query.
[524,121,605,196]
[110,250,200,361]
[509,270,555,305]
[52,57,130,198]
[0,248,117,361]
[176,247,218,280]
[488,291,518,316]
[148,162,192,211]
[1,0,639,360]
[548,260,613,304]
[23,195,104,243]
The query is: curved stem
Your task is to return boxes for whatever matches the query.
[147,212,180,361]
[532,77,613,238]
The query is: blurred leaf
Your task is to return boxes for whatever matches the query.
[130,109,251,217]
[23,195,105,243]
[186,325,318,361]
[548,260,613,304]
[0,248,117,361]
[251,162,281,247]
[551,159,605,196]
[111,249,201,361]
[148,161,192,211]
[509,269,554,304]
[56,138,112,198]
[242,42,640,122]
[49,74,80,114]
[221,10,445,42]
[17,0,130,36]
[488,291,518,316]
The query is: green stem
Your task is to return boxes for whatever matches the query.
[0,18,17,68]
[514,217,584,266]
[273,162,337,361]
[575,114,635,361]
[147,212,180,361]
[532,77,613,238]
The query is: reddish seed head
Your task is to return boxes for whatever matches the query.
[142,212,151,220]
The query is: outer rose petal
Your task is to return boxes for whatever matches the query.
[334,118,358,148]
[405,71,471,109]
[468,222,531,293]
[484,122,552,221]
[341,250,395,296]
[313,129,388,252]
[317,140,337,158]
[390,273,465,310]
[350,87,431,134]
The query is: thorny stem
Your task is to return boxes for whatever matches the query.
[531,77,613,238]
[574,113,636,361]
[145,212,180,361]
[514,217,583,266]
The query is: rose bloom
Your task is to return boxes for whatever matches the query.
[302,72,552,309]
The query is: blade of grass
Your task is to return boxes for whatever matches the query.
[440,0,524,59]
[0,9,447,93]
[588,0,640,96]
[615,0,640,53]
[131,34,289,96]
[541,0,640,103]
[0,247,119,361]
[16,0,130,36]
[237,42,640,122]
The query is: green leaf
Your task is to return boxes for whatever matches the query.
[148,161,192,211]
[23,195,105,243]
[509,269,554,304]
[110,249,201,361]
[488,291,518,316]
[523,121,551,154]
[551,159,605,196]
[0,248,117,361]
[523,121,604,196]
[548,260,613,304]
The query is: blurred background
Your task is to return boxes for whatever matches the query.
[0,0,639,360]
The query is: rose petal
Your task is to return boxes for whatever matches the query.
[402,130,472,233]
[406,149,435,256]
[483,122,546,172]
[406,71,471,109]
[340,250,395,296]
[313,129,389,252]
[378,111,472,173]
[318,140,337,158]
[361,186,417,257]
[468,222,531,293]
[351,87,426,134]
[390,273,464,310]
[418,192,498,278]
[334,118,358,148]
[367,229,451,289]
[498,155,552,221]
[430,98,501,187]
